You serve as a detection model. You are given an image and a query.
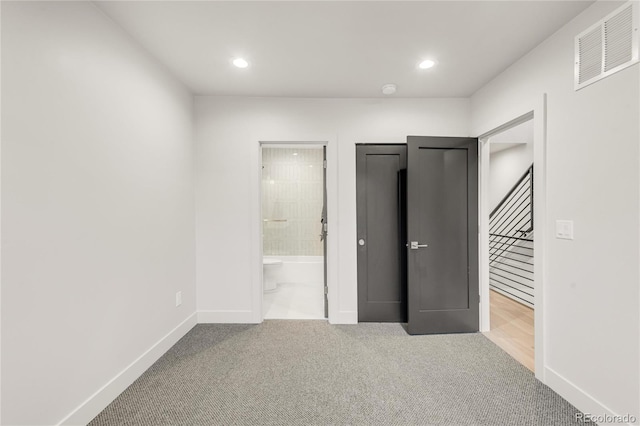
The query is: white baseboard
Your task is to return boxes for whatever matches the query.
[198,309,357,324]
[58,313,198,426]
[330,310,357,324]
[544,366,631,424]
[198,310,256,323]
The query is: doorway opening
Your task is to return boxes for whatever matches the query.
[481,118,535,372]
[260,144,327,320]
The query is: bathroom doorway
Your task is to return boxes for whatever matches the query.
[261,145,327,319]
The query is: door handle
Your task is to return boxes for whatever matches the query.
[409,241,428,250]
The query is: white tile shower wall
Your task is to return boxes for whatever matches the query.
[262,148,324,256]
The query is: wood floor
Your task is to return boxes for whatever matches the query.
[483,290,535,372]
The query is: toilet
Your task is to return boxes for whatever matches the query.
[263,258,283,291]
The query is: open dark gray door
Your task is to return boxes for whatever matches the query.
[356,144,407,322]
[407,136,478,334]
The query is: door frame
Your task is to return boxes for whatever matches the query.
[251,139,339,323]
[476,95,547,380]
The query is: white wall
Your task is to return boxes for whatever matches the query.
[489,142,533,211]
[472,0,639,420]
[1,2,196,425]
[195,97,470,322]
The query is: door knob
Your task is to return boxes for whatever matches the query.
[410,241,428,249]
[358,239,365,246]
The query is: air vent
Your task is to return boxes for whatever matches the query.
[575,1,639,90]
[605,5,634,71]
[578,27,603,84]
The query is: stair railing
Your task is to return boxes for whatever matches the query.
[489,164,534,307]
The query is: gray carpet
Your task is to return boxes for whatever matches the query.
[90,321,584,425]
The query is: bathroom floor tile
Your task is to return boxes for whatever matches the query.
[263,281,324,319]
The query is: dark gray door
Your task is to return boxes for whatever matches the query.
[356,144,407,322]
[406,136,478,334]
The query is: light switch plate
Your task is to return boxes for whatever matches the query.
[176,291,182,307]
[555,220,574,240]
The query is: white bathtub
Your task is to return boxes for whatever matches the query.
[263,256,324,285]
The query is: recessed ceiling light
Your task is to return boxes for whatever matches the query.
[232,58,249,68]
[418,59,436,69]
[293,152,298,156]
[382,84,397,95]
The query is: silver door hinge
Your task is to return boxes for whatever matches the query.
[323,160,327,168]
[324,286,328,295]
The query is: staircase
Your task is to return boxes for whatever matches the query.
[489,165,534,308]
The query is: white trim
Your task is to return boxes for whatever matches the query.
[251,144,263,323]
[475,97,547,383]
[544,366,628,423]
[477,111,534,140]
[478,138,491,332]
[264,255,323,263]
[58,313,198,426]
[532,94,548,381]
[197,310,255,324]
[331,310,357,325]
[325,138,340,323]
[0,3,3,420]
[253,137,340,323]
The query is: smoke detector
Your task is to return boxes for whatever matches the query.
[382,84,397,95]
